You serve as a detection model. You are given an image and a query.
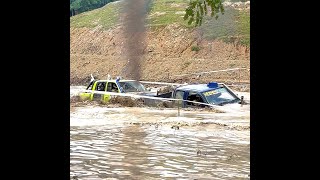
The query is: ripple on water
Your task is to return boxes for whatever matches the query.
[71,125,250,179]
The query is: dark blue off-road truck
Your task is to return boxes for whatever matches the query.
[156,82,242,108]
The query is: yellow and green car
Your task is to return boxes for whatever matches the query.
[79,78,147,103]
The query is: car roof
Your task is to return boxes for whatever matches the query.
[175,84,221,93]
[95,79,137,83]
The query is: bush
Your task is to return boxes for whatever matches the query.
[191,45,200,52]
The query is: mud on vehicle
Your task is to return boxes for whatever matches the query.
[79,76,245,108]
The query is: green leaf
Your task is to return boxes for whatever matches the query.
[184,0,224,26]
[211,10,215,17]
[191,1,197,8]
[199,2,204,16]
[188,17,194,25]
[183,13,189,20]
[206,0,212,6]
[203,1,207,15]
[211,4,215,12]
[220,6,225,14]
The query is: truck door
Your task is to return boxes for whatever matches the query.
[104,82,120,102]
[185,91,206,108]
[79,81,95,101]
[92,81,106,101]
[174,90,187,108]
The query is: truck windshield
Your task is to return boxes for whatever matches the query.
[202,87,238,105]
[118,81,146,92]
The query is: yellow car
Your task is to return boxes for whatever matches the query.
[79,78,147,103]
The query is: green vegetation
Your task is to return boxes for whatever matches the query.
[228,0,247,2]
[198,7,250,46]
[237,10,250,46]
[70,2,120,29]
[182,61,192,69]
[70,0,117,15]
[184,0,224,27]
[70,0,250,46]
[148,0,193,27]
[191,45,201,52]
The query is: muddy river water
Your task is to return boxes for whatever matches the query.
[70,87,250,179]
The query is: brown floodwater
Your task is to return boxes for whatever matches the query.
[70,86,250,179]
[71,113,249,179]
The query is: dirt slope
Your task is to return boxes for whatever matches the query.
[71,24,249,84]
[70,1,250,85]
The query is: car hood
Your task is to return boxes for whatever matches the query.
[126,91,158,97]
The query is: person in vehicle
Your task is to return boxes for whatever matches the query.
[111,83,118,92]
[97,82,106,91]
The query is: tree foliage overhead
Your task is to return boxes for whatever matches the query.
[184,0,224,27]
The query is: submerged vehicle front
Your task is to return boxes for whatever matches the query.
[174,82,241,108]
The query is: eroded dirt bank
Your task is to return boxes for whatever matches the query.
[71,24,250,85]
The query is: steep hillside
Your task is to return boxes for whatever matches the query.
[70,0,250,85]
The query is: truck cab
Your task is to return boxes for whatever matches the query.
[172,82,241,108]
